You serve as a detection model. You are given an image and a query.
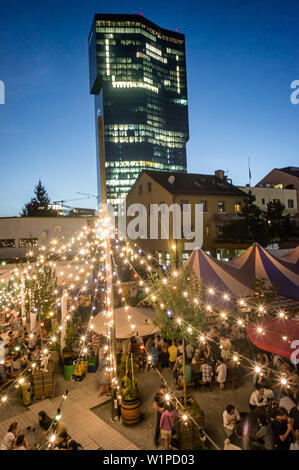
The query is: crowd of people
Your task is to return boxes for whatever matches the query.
[0,310,48,388]
[0,411,83,450]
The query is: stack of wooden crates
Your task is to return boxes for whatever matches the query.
[32,360,55,400]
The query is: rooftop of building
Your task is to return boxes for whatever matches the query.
[133,170,246,197]
[90,13,185,40]
[278,167,299,179]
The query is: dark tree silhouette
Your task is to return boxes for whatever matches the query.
[21,180,57,217]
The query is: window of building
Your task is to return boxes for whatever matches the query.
[217,201,225,212]
[206,225,211,237]
[0,239,15,248]
[158,252,163,265]
[165,252,171,266]
[200,200,208,212]
[148,182,152,192]
[262,198,265,205]
[216,225,223,237]
[138,184,142,194]
[288,199,294,208]
[19,238,38,248]
[234,202,241,213]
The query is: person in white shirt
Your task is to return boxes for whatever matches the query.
[0,422,18,450]
[279,394,296,415]
[216,358,227,391]
[249,386,267,410]
[154,335,164,350]
[185,343,194,360]
[223,404,240,442]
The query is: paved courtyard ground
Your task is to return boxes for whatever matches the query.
[93,365,254,450]
[1,360,256,450]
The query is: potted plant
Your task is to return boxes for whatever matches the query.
[120,353,141,426]
[62,326,76,380]
[176,395,205,449]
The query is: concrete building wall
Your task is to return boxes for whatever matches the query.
[0,217,94,260]
[238,186,298,215]
[256,169,299,208]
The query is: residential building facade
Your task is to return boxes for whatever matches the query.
[125,170,248,262]
[256,167,299,210]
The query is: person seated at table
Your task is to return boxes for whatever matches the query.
[13,434,29,450]
[53,431,70,449]
[249,385,267,410]
[67,439,83,450]
[0,422,18,450]
[38,411,52,431]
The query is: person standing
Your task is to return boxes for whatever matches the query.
[160,403,179,450]
[200,359,213,390]
[220,336,231,362]
[290,429,299,450]
[272,407,293,450]
[255,415,274,450]
[13,435,29,450]
[168,341,178,369]
[153,384,167,447]
[216,358,227,391]
[98,348,110,397]
[289,401,299,430]
[185,342,194,361]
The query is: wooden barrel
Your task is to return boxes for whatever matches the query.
[121,398,141,426]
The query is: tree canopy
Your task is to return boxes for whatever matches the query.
[21,180,57,217]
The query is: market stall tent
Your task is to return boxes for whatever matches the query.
[227,243,299,299]
[185,248,252,309]
[246,317,299,359]
[281,245,299,266]
[93,306,158,339]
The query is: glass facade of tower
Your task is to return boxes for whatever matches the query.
[88,14,189,206]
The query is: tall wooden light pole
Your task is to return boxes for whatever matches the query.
[97,116,118,392]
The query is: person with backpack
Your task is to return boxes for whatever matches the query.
[160,403,179,450]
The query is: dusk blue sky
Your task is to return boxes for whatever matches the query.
[0,0,298,217]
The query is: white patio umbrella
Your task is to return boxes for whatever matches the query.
[93,306,159,339]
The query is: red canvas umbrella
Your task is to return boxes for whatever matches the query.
[246,317,299,359]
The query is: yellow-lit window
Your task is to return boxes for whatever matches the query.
[234,202,241,212]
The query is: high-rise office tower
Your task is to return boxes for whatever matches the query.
[88,14,189,206]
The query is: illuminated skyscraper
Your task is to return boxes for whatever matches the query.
[88,13,189,206]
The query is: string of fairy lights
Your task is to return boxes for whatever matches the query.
[0,215,297,450]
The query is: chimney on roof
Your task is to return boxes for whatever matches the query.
[215,170,225,180]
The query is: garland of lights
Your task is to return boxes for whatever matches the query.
[0,216,298,453]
